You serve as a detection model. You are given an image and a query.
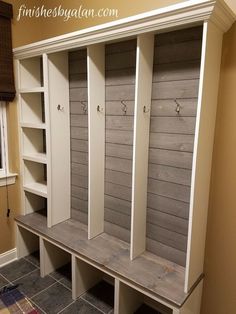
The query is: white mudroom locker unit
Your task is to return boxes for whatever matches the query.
[14,0,235,313]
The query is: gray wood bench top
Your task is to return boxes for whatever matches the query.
[15,211,190,307]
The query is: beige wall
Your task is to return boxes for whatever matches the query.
[1,0,236,313]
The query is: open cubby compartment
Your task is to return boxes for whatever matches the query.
[24,191,47,215]
[23,160,47,198]
[69,48,88,226]
[40,239,71,286]
[22,128,46,163]
[72,255,115,311]
[20,92,45,125]
[115,280,172,314]
[103,38,137,244]
[19,56,43,89]
[17,225,40,262]
[144,26,202,267]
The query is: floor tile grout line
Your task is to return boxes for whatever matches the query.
[23,257,40,269]
[30,281,58,299]
[30,298,48,314]
[80,296,108,314]
[56,300,75,314]
[11,269,38,284]
[0,273,12,285]
[48,274,72,292]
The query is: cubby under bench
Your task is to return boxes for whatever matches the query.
[16,211,203,314]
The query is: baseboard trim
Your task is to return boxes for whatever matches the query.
[0,248,17,267]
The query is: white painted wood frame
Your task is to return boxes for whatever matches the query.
[185,20,224,292]
[130,33,154,259]
[87,44,105,239]
[46,51,71,227]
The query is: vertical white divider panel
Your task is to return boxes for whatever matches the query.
[46,52,71,227]
[71,255,103,300]
[87,44,105,239]
[17,226,39,258]
[40,238,70,277]
[185,21,223,292]
[15,59,25,215]
[130,34,154,260]
[115,279,142,314]
[43,53,51,227]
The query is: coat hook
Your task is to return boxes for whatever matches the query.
[57,104,64,111]
[121,100,127,115]
[143,106,150,113]
[80,101,87,114]
[174,99,181,114]
[97,105,104,113]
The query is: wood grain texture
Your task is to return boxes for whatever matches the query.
[149,148,193,169]
[153,61,200,82]
[148,164,192,186]
[154,40,202,64]
[69,50,89,225]
[71,127,88,140]
[105,101,134,116]
[146,223,187,252]
[71,139,88,153]
[147,208,188,236]
[104,40,136,241]
[152,80,199,99]
[155,26,202,46]
[150,117,196,135]
[146,27,202,264]
[149,133,194,152]
[146,238,186,267]
[15,212,189,306]
[106,143,133,160]
[150,99,197,117]
[147,193,189,220]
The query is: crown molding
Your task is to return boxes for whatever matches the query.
[13,0,235,59]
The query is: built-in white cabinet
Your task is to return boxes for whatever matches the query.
[15,1,235,313]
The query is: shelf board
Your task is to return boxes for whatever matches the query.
[19,87,45,93]
[23,181,47,198]
[21,122,46,129]
[22,153,47,164]
[15,211,189,307]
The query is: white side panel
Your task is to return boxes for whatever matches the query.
[72,255,103,300]
[40,238,70,277]
[131,34,154,259]
[87,44,105,239]
[174,280,203,314]
[17,225,39,259]
[115,279,142,314]
[47,52,71,227]
[185,21,223,291]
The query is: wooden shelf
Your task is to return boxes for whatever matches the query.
[23,181,47,198]
[15,211,189,307]
[21,122,46,129]
[22,153,47,164]
[19,87,45,93]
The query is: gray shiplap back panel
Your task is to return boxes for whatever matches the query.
[146,26,203,266]
[104,39,137,242]
[69,49,88,225]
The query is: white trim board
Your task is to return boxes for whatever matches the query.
[0,248,17,267]
[13,0,235,59]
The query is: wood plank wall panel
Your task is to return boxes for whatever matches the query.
[104,39,136,242]
[69,49,88,225]
[146,26,203,266]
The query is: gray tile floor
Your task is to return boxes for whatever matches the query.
[0,252,114,314]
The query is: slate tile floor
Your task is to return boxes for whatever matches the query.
[0,252,114,314]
